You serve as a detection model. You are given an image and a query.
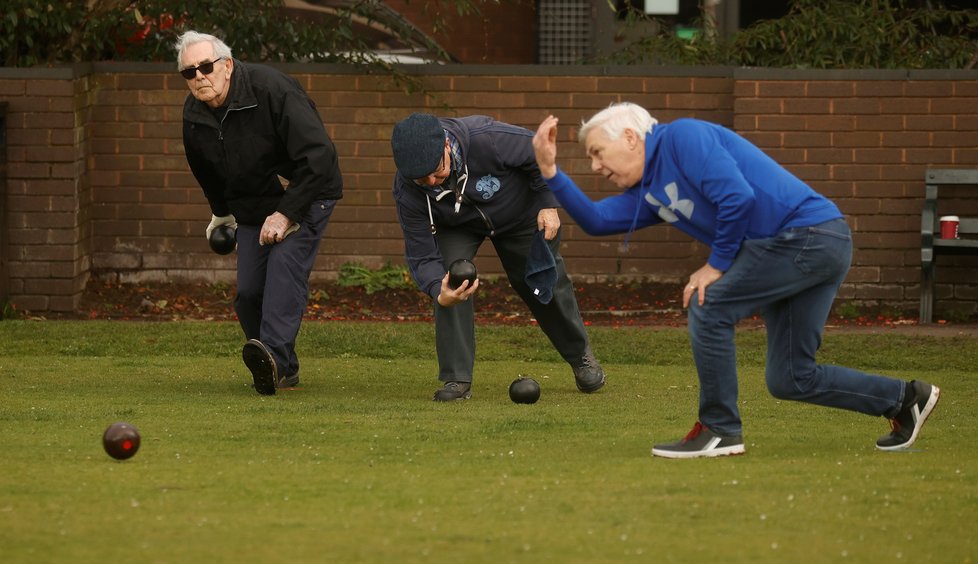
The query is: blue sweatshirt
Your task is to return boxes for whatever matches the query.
[546,118,842,271]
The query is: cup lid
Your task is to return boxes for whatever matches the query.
[940,215,960,221]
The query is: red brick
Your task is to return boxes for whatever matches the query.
[783,132,832,148]
[757,115,807,131]
[758,81,806,97]
[854,81,905,97]
[783,98,831,114]
[932,98,978,114]
[832,98,882,114]
[833,131,881,147]
[904,81,955,97]
[805,81,855,97]
[853,148,903,164]
[879,98,931,114]
[808,148,854,164]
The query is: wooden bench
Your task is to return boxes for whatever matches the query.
[919,168,978,323]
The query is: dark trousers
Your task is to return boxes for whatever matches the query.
[234,200,337,377]
[434,222,590,383]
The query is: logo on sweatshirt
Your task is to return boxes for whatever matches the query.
[644,182,694,223]
[476,175,500,200]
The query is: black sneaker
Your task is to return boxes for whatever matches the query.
[651,422,745,459]
[876,380,941,451]
[279,373,300,389]
[572,350,606,393]
[242,339,278,396]
[433,381,471,402]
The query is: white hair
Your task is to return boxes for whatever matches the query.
[578,102,657,144]
[174,31,233,69]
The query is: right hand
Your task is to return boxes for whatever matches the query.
[436,273,480,307]
[206,214,237,240]
[532,114,560,179]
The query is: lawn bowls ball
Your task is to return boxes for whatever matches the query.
[102,422,141,460]
[208,224,237,255]
[509,376,541,404]
[448,259,478,289]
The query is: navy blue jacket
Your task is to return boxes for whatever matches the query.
[392,116,559,298]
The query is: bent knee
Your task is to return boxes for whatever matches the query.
[766,369,817,400]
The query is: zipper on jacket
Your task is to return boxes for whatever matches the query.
[217,103,258,141]
[472,204,495,236]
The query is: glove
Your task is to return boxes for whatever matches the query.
[206,214,237,240]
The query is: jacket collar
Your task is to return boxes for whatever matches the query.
[184,59,256,125]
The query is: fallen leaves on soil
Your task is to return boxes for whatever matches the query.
[45,279,931,331]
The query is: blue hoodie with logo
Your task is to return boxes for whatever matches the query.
[545,118,842,271]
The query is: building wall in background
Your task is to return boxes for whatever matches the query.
[1,63,977,318]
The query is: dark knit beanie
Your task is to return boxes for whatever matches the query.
[390,113,445,179]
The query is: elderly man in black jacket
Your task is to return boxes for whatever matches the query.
[178,31,343,395]
[391,113,606,401]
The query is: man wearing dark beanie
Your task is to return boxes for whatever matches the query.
[390,113,605,401]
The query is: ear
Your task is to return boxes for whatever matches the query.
[623,128,640,149]
[225,58,234,77]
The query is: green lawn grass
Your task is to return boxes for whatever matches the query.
[1,321,976,563]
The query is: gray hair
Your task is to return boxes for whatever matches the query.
[578,102,657,144]
[174,31,233,69]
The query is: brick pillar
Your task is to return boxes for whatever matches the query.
[4,71,91,313]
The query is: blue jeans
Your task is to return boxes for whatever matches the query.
[687,218,905,436]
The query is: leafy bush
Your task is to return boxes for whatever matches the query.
[0,1,97,66]
[601,0,978,69]
[337,261,413,294]
[0,0,452,69]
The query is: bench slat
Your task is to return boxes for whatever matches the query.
[926,169,978,184]
[933,239,978,249]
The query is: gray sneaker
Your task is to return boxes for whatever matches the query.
[652,422,745,459]
[877,380,941,451]
[242,339,277,396]
[279,373,300,389]
[572,350,605,393]
[433,381,472,402]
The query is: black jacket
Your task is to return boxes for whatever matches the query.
[182,60,342,226]
[392,115,558,298]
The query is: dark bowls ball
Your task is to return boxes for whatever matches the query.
[102,421,141,460]
[209,224,237,255]
[509,376,541,404]
[448,259,477,289]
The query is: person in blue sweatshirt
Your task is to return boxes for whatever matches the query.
[531,102,940,458]
[390,113,605,401]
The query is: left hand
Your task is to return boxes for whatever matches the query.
[532,115,560,179]
[683,263,724,308]
[537,208,560,240]
[259,212,296,246]
[436,273,480,307]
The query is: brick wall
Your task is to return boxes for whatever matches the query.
[1,63,976,318]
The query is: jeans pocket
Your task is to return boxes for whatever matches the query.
[793,225,852,276]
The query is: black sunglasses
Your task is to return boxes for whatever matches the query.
[179,57,227,80]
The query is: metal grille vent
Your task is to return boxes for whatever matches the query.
[538,0,592,65]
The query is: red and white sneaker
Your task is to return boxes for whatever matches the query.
[652,421,745,459]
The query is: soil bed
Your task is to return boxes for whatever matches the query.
[37,279,967,335]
